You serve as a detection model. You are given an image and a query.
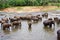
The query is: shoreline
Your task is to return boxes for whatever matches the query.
[0,6,60,13]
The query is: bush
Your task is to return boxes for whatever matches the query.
[0,0,60,8]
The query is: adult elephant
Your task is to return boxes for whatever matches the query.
[42,12,48,17]
[57,29,60,40]
[2,23,11,30]
[2,18,9,23]
[14,16,21,20]
[54,17,60,24]
[9,17,18,22]
[31,16,39,21]
[43,20,55,28]
[36,14,42,20]
[12,21,21,27]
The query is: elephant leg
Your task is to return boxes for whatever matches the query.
[19,23,21,27]
[44,24,47,27]
[49,24,52,28]
[7,26,10,30]
[29,24,31,27]
[3,27,5,30]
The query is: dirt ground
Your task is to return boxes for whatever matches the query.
[1,6,60,13]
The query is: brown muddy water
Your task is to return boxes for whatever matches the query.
[0,11,60,40]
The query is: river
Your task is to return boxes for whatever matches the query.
[0,11,60,40]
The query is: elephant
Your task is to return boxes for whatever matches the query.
[36,15,42,20]
[20,14,32,20]
[43,20,55,28]
[9,17,18,22]
[12,21,21,26]
[54,17,58,21]
[54,17,60,24]
[42,13,48,17]
[20,16,27,20]
[57,30,60,40]
[0,20,7,27]
[2,23,11,30]
[25,16,32,20]
[31,16,39,21]
[2,18,9,23]
[36,14,40,17]
[14,16,21,20]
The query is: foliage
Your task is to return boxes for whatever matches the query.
[0,0,60,8]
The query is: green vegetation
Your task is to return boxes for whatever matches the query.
[0,0,60,8]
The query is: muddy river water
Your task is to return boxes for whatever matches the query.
[0,11,60,40]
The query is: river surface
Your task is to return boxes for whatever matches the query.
[0,11,60,40]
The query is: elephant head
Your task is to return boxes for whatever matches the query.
[36,14,42,20]
[54,17,58,21]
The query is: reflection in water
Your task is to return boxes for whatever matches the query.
[43,26,55,33]
[28,26,32,32]
[3,30,10,34]
[12,26,21,32]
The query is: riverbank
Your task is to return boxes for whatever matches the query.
[0,6,60,13]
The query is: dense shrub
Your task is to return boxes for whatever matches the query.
[0,0,60,8]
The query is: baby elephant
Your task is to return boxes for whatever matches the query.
[43,20,55,28]
[2,23,11,30]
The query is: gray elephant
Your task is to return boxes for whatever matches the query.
[54,17,60,24]
[31,16,39,22]
[43,20,55,28]
[2,18,9,23]
[12,21,21,26]
[42,13,48,17]
[36,14,42,20]
[20,16,27,20]
[54,17,58,21]
[57,30,60,40]
[9,17,18,22]
[14,16,21,20]
[2,23,11,30]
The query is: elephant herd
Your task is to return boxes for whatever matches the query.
[1,12,60,40]
[0,13,42,30]
[0,12,60,31]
